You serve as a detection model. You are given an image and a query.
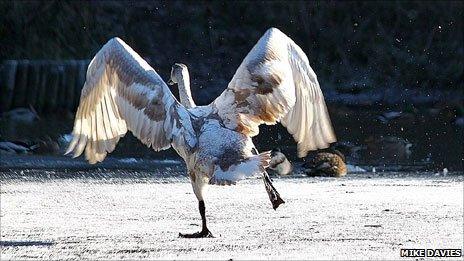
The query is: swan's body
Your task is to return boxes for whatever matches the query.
[66,28,336,237]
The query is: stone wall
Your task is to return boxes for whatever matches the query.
[0,60,89,113]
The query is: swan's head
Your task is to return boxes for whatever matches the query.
[168,63,189,85]
[167,63,195,108]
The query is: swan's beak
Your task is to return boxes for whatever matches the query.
[167,79,175,85]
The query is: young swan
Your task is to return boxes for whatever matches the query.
[66,28,336,238]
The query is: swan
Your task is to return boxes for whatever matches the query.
[65,27,336,238]
[269,148,293,176]
[305,150,347,177]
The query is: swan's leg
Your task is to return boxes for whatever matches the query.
[198,200,209,234]
[263,170,285,210]
[179,200,213,238]
[179,173,214,238]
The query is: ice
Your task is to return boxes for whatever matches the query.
[346,164,366,173]
[1,171,463,260]
[118,157,138,164]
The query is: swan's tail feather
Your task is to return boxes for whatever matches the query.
[263,171,285,210]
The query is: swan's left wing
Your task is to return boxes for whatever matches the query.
[213,28,336,157]
[66,37,195,164]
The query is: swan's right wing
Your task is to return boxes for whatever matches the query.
[213,28,336,157]
[66,37,196,164]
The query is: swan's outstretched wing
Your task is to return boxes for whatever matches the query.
[213,28,336,157]
[66,37,196,164]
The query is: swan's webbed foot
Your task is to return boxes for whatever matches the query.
[179,229,214,238]
[179,200,214,238]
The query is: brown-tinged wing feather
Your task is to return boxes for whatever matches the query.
[66,37,195,164]
[213,28,336,157]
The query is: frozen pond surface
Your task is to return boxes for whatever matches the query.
[1,165,463,260]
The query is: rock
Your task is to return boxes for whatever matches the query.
[376,111,415,124]
[376,111,402,124]
[0,141,29,154]
[346,164,366,173]
[332,141,363,162]
[363,136,412,163]
[118,158,138,164]
[0,148,16,155]
[32,137,60,155]
[58,133,73,151]
[454,117,464,128]
[1,107,39,124]
[442,168,448,176]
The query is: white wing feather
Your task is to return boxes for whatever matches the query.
[214,28,336,157]
[66,37,195,164]
[281,38,336,157]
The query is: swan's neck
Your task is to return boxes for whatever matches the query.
[178,72,196,109]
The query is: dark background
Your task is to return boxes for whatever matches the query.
[0,0,463,170]
[1,0,463,103]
